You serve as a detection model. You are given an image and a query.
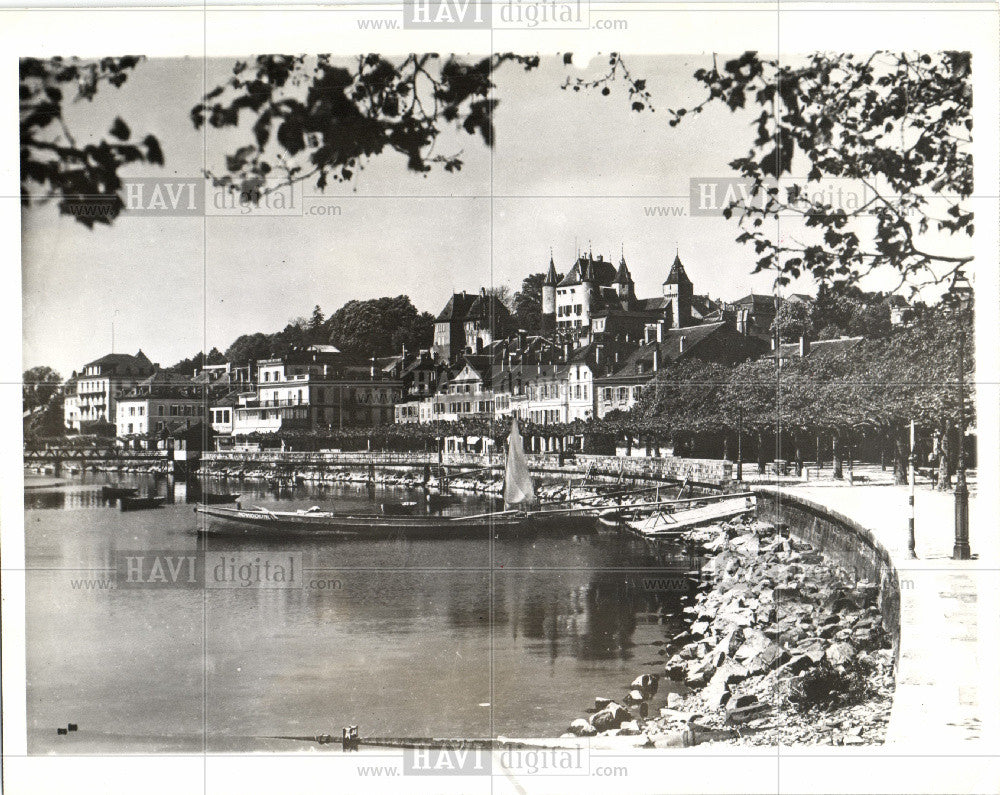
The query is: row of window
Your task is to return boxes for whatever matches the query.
[601,386,642,402]
[556,304,584,317]
[120,403,204,418]
[525,384,589,401]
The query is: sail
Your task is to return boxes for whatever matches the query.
[503,417,537,510]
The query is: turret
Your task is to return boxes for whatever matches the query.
[663,251,693,328]
[614,254,635,304]
[541,253,558,333]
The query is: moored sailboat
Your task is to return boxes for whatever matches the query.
[195,419,539,538]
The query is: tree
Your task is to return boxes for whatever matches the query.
[23,366,62,410]
[224,332,274,367]
[770,300,815,342]
[23,52,648,225]
[20,57,164,227]
[670,52,972,295]
[308,305,325,342]
[512,272,560,332]
[325,295,426,358]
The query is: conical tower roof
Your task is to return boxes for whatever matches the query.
[663,252,692,286]
[543,254,558,286]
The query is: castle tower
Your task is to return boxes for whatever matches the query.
[541,252,557,334]
[663,251,693,328]
[614,253,635,305]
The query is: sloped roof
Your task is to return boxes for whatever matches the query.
[635,296,671,313]
[465,291,511,322]
[663,253,692,286]
[772,336,863,361]
[557,254,617,287]
[84,350,154,371]
[602,322,728,381]
[731,293,778,311]
[543,257,559,286]
[435,292,478,323]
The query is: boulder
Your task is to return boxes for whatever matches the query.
[569,718,596,737]
[590,702,628,732]
[729,694,758,709]
[775,654,815,678]
[631,673,659,696]
[594,697,612,710]
[626,689,646,704]
[703,660,747,709]
[618,720,642,736]
[666,692,684,709]
[825,641,856,667]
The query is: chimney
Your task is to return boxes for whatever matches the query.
[799,335,810,357]
[655,322,663,343]
[563,342,569,361]
[679,335,686,354]
[771,336,776,351]
[653,348,660,372]
[595,344,602,367]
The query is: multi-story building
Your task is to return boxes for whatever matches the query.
[595,319,767,417]
[115,372,207,440]
[228,345,402,438]
[432,289,514,362]
[64,350,157,431]
[542,250,722,348]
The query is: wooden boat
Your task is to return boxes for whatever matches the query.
[102,485,139,500]
[625,494,757,536]
[199,492,240,505]
[196,418,541,539]
[195,504,526,537]
[120,495,167,511]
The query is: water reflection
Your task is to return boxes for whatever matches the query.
[24,470,695,751]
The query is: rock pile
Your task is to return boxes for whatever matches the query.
[563,517,897,746]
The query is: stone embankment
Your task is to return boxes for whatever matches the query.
[564,516,897,746]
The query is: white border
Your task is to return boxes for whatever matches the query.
[2,3,998,794]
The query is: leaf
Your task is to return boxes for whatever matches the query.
[143,134,164,166]
[277,117,305,155]
[109,117,130,140]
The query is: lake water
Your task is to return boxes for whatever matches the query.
[24,472,693,753]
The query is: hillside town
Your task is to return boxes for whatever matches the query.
[38,248,921,460]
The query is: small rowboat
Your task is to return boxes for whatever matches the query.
[102,485,139,500]
[195,504,527,538]
[120,495,167,511]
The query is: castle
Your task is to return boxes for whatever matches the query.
[540,249,720,346]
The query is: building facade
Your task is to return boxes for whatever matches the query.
[64,350,157,431]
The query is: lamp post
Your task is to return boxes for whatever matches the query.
[946,269,973,561]
[736,404,743,482]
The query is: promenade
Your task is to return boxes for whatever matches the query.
[759,479,999,757]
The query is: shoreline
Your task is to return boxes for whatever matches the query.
[562,516,896,747]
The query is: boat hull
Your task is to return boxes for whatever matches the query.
[195,505,530,539]
[120,496,166,511]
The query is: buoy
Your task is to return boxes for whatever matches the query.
[57,728,68,735]
[68,723,78,731]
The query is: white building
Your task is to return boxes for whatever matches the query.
[64,350,156,431]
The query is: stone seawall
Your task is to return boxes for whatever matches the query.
[200,450,734,486]
[754,488,901,644]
